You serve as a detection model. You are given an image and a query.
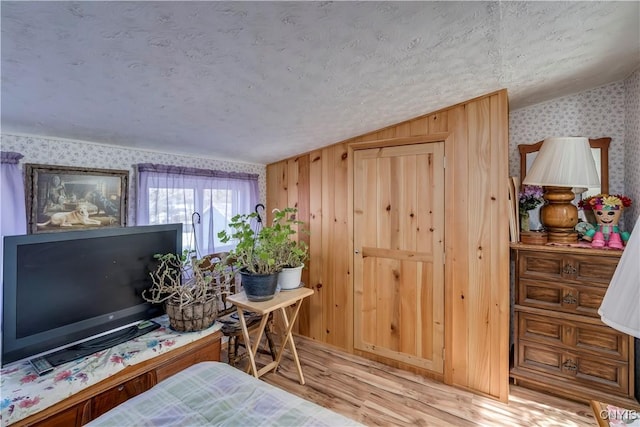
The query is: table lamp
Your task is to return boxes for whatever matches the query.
[599,215,640,338]
[523,137,600,243]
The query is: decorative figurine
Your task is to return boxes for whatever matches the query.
[580,194,632,249]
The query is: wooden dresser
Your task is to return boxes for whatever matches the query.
[510,243,638,408]
[14,330,222,427]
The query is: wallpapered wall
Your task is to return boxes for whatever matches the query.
[624,68,640,224]
[0,134,266,225]
[509,81,626,193]
[509,69,640,228]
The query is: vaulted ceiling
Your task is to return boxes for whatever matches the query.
[2,1,639,164]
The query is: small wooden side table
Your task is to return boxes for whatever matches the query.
[226,287,314,384]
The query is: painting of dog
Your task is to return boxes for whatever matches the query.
[37,206,102,227]
[25,164,129,234]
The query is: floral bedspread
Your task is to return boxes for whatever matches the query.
[0,315,222,426]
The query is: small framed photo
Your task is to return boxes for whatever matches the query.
[25,164,129,234]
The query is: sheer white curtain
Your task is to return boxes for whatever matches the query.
[136,164,259,256]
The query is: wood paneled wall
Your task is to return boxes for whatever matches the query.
[266,90,510,401]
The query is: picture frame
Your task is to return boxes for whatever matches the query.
[25,164,129,234]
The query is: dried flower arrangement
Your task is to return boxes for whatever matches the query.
[142,251,233,331]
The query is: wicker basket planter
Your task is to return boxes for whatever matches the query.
[165,300,217,332]
[143,252,231,333]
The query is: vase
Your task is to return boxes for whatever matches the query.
[528,206,542,231]
[240,270,279,302]
[278,264,304,290]
[520,211,530,232]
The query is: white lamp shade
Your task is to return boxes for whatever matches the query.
[598,216,640,338]
[523,137,600,188]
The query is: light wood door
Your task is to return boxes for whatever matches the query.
[353,143,445,372]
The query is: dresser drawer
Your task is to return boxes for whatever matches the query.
[518,312,628,359]
[32,401,90,427]
[518,251,619,286]
[517,340,629,395]
[518,278,606,318]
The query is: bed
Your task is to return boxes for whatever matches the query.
[86,361,363,426]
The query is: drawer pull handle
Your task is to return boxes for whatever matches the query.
[562,293,577,304]
[563,264,577,275]
[562,360,578,371]
[117,385,124,392]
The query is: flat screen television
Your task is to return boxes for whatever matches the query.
[2,223,182,366]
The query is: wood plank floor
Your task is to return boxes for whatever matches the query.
[223,334,596,426]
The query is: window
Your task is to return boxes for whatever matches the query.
[136,164,259,256]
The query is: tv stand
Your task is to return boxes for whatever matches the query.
[45,321,161,366]
[5,325,222,426]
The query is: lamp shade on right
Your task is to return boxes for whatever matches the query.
[523,137,601,243]
[523,137,600,188]
[598,216,640,338]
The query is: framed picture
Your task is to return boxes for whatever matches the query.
[25,164,129,234]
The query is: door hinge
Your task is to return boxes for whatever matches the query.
[443,156,446,169]
[442,347,445,360]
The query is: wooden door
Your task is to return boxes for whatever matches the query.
[354,143,445,372]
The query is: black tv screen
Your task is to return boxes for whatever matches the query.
[2,224,182,366]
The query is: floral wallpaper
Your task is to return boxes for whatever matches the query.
[509,81,626,192]
[0,134,266,224]
[624,68,640,225]
[509,73,639,230]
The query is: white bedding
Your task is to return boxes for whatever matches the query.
[87,361,363,427]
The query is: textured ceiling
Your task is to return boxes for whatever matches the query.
[2,1,639,164]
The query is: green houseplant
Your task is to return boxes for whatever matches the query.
[142,251,231,331]
[217,207,307,300]
[276,214,309,290]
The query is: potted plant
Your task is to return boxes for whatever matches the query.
[217,207,306,301]
[142,250,230,332]
[275,213,309,290]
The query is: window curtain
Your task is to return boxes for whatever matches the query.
[1,152,26,237]
[136,163,259,256]
[1,152,26,327]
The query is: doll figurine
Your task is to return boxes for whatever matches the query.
[581,194,632,249]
